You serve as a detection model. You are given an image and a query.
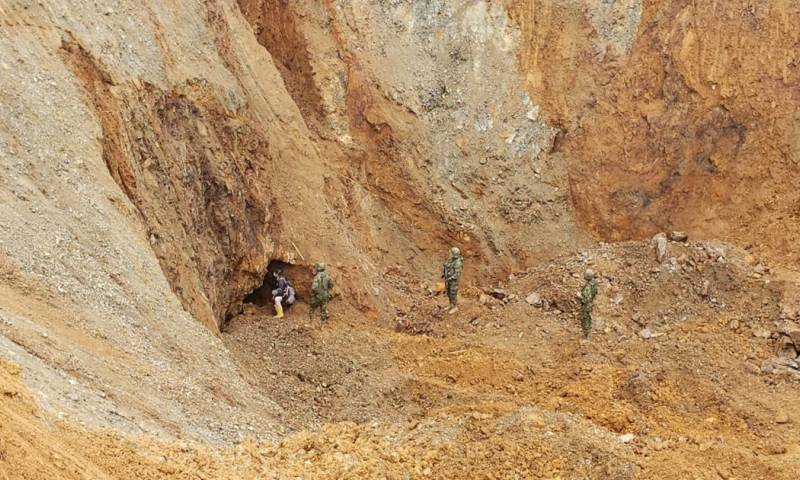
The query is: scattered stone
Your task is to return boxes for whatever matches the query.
[765,441,787,455]
[512,372,524,382]
[525,292,542,307]
[764,356,800,372]
[745,362,761,375]
[650,437,670,451]
[594,317,606,332]
[668,231,688,242]
[776,337,797,358]
[729,319,740,331]
[652,233,668,263]
[775,412,791,424]
[479,293,491,306]
[716,466,733,480]
[490,288,508,300]
[700,280,711,297]
[619,433,635,443]
[776,321,800,345]
[752,329,771,339]
[639,328,653,339]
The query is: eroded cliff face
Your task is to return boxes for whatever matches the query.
[508,0,800,266]
[2,0,394,334]
[236,0,800,275]
[238,0,584,279]
[0,0,378,441]
[240,0,800,273]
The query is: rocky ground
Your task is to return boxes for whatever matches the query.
[4,237,799,478]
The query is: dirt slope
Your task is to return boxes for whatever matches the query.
[221,239,800,478]
[4,240,800,478]
[1,351,638,479]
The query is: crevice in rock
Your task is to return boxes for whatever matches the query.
[236,0,325,128]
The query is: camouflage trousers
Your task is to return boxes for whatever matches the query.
[309,295,329,321]
[580,306,592,338]
[446,280,459,306]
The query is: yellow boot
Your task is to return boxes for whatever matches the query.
[273,302,284,319]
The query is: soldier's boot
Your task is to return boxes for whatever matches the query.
[273,302,284,319]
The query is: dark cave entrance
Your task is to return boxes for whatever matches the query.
[244,260,311,307]
[245,260,291,306]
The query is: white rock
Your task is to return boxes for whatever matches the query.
[652,233,668,263]
[525,292,542,306]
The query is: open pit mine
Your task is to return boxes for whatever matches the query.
[1,1,799,478]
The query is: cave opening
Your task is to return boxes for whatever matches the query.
[245,260,291,306]
[244,259,311,307]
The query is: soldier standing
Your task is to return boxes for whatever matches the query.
[309,263,334,321]
[443,247,464,314]
[580,269,598,338]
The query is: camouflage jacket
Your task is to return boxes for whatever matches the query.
[443,255,464,283]
[580,279,598,308]
[312,271,333,298]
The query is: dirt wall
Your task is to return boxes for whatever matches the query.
[508,0,800,267]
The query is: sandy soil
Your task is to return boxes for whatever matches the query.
[4,240,799,479]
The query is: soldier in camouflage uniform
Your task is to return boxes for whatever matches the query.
[443,247,464,314]
[580,269,598,338]
[309,263,334,321]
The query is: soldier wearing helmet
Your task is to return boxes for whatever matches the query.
[310,263,334,321]
[442,247,464,314]
[580,269,598,338]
